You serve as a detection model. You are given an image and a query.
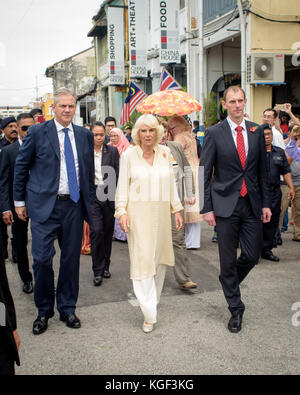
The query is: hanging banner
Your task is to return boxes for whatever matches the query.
[156,0,180,64]
[108,7,125,85]
[128,0,148,78]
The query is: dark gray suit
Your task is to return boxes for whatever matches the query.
[0,242,20,375]
[201,119,271,316]
[90,144,119,276]
[0,141,32,284]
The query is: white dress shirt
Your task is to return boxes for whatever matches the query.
[55,120,80,194]
[203,118,249,216]
[227,117,249,156]
[14,120,80,207]
[272,126,286,150]
[94,147,104,186]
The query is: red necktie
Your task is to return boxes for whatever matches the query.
[236,126,248,197]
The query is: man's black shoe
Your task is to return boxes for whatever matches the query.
[228,314,242,333]
[93,276,103,286]
[23,281,33,294]
[261,253,280,262]
[103,270,111,279]
[60,313,81,329]
[32,316,49,335]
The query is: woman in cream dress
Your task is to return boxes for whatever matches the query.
[115,114,183,333]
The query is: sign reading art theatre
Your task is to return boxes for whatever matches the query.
[128,1,148,78]
[108,7,125,85]
[156,0,180,64]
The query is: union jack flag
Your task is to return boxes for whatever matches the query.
[160,67,182,91]
[120,82,147,125]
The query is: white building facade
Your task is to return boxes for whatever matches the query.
[89,0,300,128]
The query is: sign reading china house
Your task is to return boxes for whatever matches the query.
[108,7,125,85]
[156,0,180,64]
[128,0,148,78]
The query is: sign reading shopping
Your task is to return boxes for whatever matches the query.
[108,7,125,85]
[157,0,180,64]
[128,1,148,78]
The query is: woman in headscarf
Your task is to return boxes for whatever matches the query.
[109,127,130,156]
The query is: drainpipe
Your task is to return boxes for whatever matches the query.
[237,0,246,93]
[198,0,204,145]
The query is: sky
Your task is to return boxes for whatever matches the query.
[0,0,101,107]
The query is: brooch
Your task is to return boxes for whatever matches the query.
[249,126,257,133]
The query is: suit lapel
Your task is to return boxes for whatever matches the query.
[12,141,20,163]
[73,124,84,173]
[245,121,255,168]
[46,119,60,159]
[101,144,108,166]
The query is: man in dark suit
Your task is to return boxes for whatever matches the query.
[13,88,95,335]
[0,116,19,262]
[0,113,35,294]
[89,122,119,286]
[201,86,272,333]
[0,241,20,375]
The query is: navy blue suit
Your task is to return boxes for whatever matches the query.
[13,119,95,318]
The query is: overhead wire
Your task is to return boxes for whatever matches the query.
[6,0,36,42]
[0,84,52,92]
[202,4,300,41]
[203,6,239,38]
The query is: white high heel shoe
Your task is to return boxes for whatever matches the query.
[142,321,154,333]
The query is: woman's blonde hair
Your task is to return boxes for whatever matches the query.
[132,114,164,146]
[157,117,168,131]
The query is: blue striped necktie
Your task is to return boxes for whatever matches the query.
[63,128,80,203]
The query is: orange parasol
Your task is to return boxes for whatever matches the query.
[136,90,202,117]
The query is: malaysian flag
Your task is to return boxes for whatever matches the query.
[160,67,182,91]
[120,82,147,125]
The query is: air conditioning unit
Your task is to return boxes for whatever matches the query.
[247,53,285,84]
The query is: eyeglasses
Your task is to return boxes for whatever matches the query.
[21,125,31,131]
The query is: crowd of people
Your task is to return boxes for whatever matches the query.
[0,85,299,374]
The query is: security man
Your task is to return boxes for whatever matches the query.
[261,123,295,262]
[0,117,18,262]
[0,117,18,149]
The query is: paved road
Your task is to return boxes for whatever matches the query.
[5,221,300,375]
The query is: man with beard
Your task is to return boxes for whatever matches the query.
[0,117,18,149]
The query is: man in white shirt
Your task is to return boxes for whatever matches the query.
[262,108,286,150]
[201,86,271,333]
[13,88,95,335]
[89,122,119,286]
[0,113,35,295]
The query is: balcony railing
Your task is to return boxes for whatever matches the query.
[203,0,237,24]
